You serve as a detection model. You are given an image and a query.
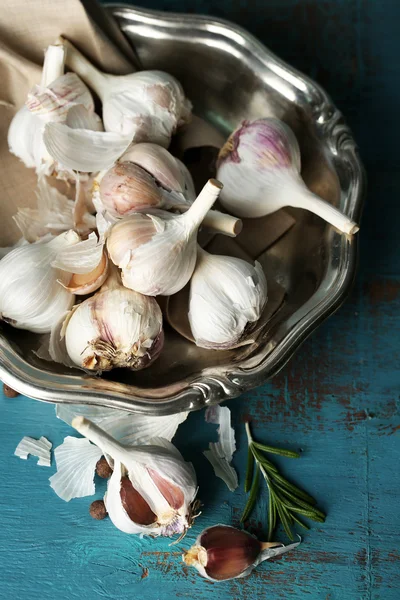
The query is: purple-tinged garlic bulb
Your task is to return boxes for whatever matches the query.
[217,118,359,234]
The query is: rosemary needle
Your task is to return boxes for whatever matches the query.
[240,422,326,540]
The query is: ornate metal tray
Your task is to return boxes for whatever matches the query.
[0,5,365,414]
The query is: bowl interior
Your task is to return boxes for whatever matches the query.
[0,6,360,411]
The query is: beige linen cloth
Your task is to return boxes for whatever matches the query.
[0,0,137,245]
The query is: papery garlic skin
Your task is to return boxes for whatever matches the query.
[64,269,164,371]
[107,179,223,296]
[183,525,299,581]
[72,417,198,538]
[217,118,359,234]
[26,72,94,123]
[188,248,268,349]
[102,71,191,147]
[7,106,45,170]
[0,231,79,334]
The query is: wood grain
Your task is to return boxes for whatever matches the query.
[1,0,399,598]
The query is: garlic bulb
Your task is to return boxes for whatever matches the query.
[183,525,300,581]
[107,179,223,296]
[217,118,359,234]
[72,417,198,538]
[64,267,164,371]
[62,38,192,147]
[188,248,268,349]
[0,231,80,334]
[8,45,66,173]
[98,145,241,236]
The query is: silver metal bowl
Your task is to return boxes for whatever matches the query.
[0,5,365,414]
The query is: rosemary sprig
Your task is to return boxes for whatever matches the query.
[240,422,326,541]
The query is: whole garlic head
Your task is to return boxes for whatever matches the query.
[0,231,79,334]
[107,179,223,296]
[217,118,359,234]
[64,267,164,371]
[63,38,192,148]
[72,417,198,538]
[188,248,268,349]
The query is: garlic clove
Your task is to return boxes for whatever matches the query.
[63,250,109,295]
[43,122,132,173]
[120,474,157,525]
[99,162,163,216]
[217,118,359,234]
[183,524,300,581]
[119,143,186,193]
[107,179,223,296]
[188,247,268,349]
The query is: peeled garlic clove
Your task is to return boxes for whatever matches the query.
[183,525,300,581]
[63,250,109,295]
[72,417,198,538]
[107,179,223,296]
[217,118,359,234]
[62,38,192,147]
[64,267,164,371]
[99,162,164,216]
[188,248,268,349]
[0,231,80,334]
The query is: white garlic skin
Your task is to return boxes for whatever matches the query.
[0,231,78,334]
[107,211,197,296]
[102,71,191,147]
[64,276,164,371]
[8,106,45,170]
[188,250,268,349]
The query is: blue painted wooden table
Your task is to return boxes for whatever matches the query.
[1,1,399,598]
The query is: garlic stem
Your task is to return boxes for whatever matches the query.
[176,205,242,237]
[60,37,109,98]
[294,184,359,235]
[202,210,242,237]
[182,179,223,233]
[41,45,66,87]
[72,417,129,464]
